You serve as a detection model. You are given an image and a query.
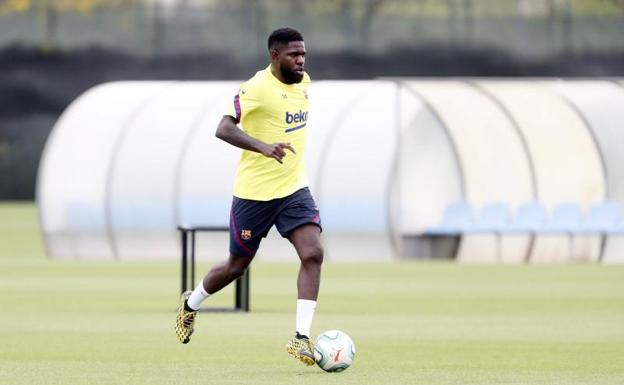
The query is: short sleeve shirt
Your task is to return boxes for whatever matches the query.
[226,65,311,201]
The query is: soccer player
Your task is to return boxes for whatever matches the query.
[174,27,323,367]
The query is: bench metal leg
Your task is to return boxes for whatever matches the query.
[181,230,188,293]
[235,269,250,311]
[190,230,196,290]
[179,226,250,312]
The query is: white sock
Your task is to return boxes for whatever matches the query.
[296,299,317,338]
[187,281,211,311]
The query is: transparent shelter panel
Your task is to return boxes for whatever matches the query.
[38,82,168,259]
[409,81,534,262]
[479,81,605,262]
[551,81,624,263]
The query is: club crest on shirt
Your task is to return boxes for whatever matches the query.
[241,229,252,240]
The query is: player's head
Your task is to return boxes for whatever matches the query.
[268,27,305,84]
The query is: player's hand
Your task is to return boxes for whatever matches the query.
[261,143,296,164]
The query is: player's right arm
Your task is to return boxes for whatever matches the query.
[216,116,295,164]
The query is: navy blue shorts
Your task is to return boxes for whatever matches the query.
[229,187,322,257]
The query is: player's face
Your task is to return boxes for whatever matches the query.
[274,41,306,84]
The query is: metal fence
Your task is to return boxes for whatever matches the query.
[0,0,623,58]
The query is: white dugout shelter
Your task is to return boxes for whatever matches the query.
[37,79,624,263]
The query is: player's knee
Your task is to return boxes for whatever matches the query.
[301,244,324,265]
[226,258,250,280]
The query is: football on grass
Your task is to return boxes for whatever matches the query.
[314,330,356,372]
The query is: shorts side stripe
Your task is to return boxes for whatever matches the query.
[234,94,241,123]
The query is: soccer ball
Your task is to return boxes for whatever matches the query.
[314,330,356,372]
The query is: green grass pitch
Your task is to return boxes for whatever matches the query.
[1,202,623,384]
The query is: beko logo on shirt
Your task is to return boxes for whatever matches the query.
[285,110,308,124]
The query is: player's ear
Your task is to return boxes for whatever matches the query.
[270,47,279,60]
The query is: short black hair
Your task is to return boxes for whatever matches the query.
[267,27,304,50]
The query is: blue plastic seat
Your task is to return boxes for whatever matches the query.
[505,202,546,233]
[541,203,583,234]
[467,202,510,233]
[425,202,473,236]
[577,202,620,234]
[609,219,624,235]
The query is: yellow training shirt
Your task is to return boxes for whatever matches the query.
[226,65,310,201]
